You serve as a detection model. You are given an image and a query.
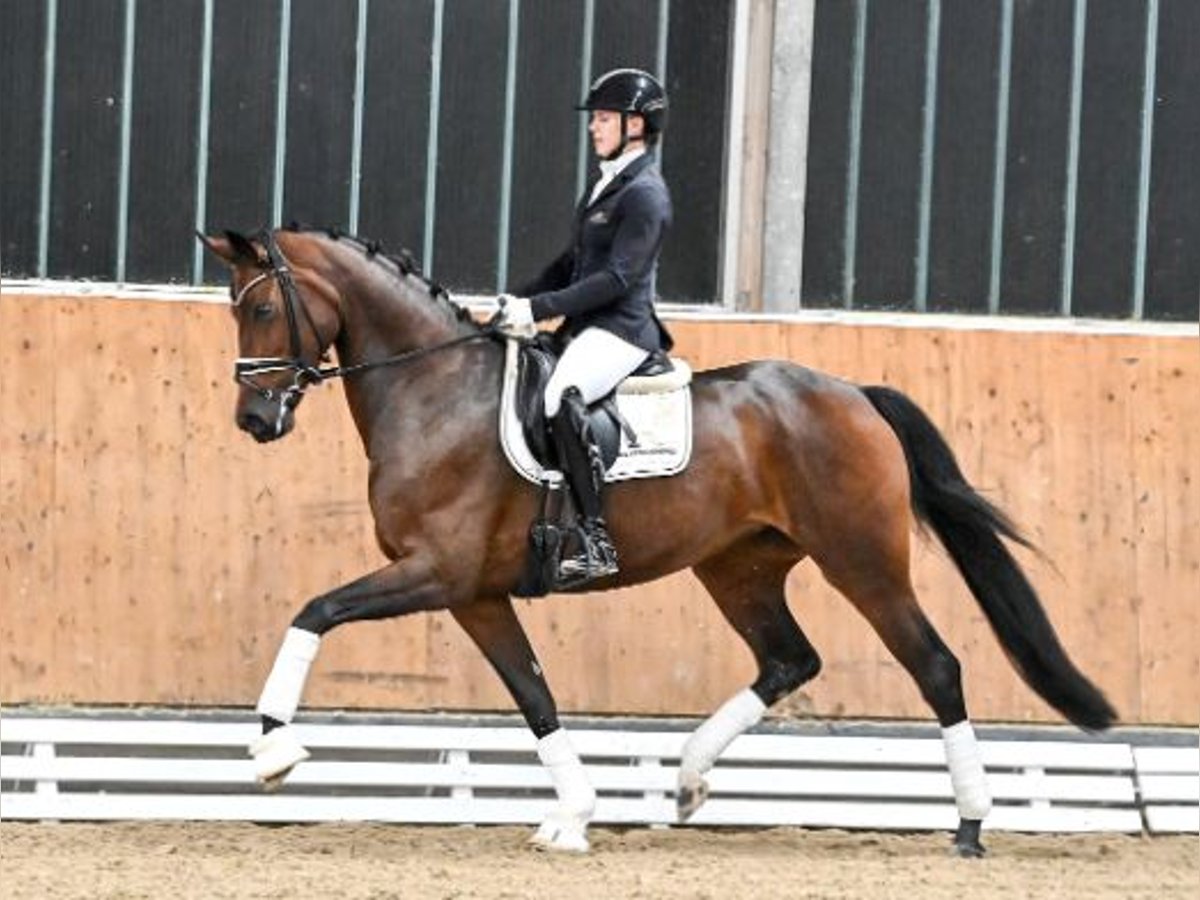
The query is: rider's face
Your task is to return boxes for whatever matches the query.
[589,109,644,158]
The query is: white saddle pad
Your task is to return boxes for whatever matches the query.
[498,339,693,484]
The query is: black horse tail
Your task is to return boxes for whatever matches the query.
[861,385,1117,732]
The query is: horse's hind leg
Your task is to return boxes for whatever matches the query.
[451,598,595,853]
[816,528,991,857]
[680,532,818,821]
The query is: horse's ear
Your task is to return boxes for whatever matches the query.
[225,229,264,264]
[195,229,232,264]
[196,230,260,266]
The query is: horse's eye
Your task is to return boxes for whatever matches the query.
[253,301,275,321]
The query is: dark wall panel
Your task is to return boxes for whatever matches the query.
[281,0,357,230]
[590,0,659,78]
[432,0,508,292]
[1145,0,1200,321]
[999,0,1073,314]
[1071,0,1146,317]
[10,1,1186,319]
[358,0,433,258]
[659,0,731,302]
[202,0,281,282]
[126,0,203,283]
[928,0,1000,313]
[46,0,124,279]
[801,0,856,307]
[853,1,928,310]
[0,0,46,277]
[506,0,584,291]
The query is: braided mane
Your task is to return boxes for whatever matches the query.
[280,222,476,326]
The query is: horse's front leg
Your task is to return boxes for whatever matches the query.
[451,599,596,853]
[250,559,450,788]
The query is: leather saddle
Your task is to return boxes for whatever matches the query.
[515,332,673,472]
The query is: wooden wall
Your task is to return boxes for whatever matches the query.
[2,294,1196,726]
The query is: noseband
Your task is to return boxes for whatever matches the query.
[232,230,499,426]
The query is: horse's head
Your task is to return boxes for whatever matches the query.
[199,229,340,442]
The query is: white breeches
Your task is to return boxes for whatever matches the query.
[544,327,649,418]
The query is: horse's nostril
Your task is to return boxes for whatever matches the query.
[238,411,270,440]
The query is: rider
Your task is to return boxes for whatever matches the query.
[497,68,674,587]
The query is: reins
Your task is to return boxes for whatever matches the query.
[308,328,500,383]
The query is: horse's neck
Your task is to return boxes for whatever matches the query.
[335,269,459,363]
[332,271,498,459]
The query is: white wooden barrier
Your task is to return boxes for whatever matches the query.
[1,714,1193,834]
[1132,745,1200,833]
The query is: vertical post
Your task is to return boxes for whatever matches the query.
[655,0,670,84]
[639,755,668,827]
[914,0,941,312]
[841,0,868,309]
[730,0,775,311]
[115,0,137,284]
[575,0,595,201]
[987,0,1014,315]
[447,749,474,806]
[721,0,751,307]
[32,740,60,817]
[1061,0,1088,316]
[37,0,59,278]
[1132,0,1160,320]
[496,0,520,291]
[423,0,445,274]
[654,0,670,166]
[1026,765,1052,812]
[272,0,292,228]
[192,0,215,284]
[761,0,816,312]
[348,0,369,234]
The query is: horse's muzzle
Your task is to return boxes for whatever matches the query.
[236,395,296,443]
[237,409,292,442]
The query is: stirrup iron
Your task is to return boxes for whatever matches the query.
[555,519,618,587]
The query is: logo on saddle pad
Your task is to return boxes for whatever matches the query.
[499,339,693,484]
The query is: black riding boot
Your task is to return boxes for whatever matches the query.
[550,388,618,586]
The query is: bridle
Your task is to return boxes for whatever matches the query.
[232,230,499,429]
[232,231,328,415]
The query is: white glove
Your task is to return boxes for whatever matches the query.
[496,294,536,337]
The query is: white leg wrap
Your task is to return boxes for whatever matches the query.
[676,688,767,822]
[256,627,321,723]
[530,728,596,853]
[943,720,992,820]
[679,688,767,779]
[250,628,320,786]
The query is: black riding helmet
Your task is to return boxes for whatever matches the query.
[577,68,667,158]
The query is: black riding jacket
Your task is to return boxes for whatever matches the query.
[515,153,674,352]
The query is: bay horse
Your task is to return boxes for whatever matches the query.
[200,226,1115,856]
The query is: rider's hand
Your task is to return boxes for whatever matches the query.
[495,294,536,337]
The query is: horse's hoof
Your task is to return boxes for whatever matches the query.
[951,819,987,858]
[676,773,709,822]
[952,840,987,859]
[529,818,589,853]
[259,770,291,794]
[249,725,310,788]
